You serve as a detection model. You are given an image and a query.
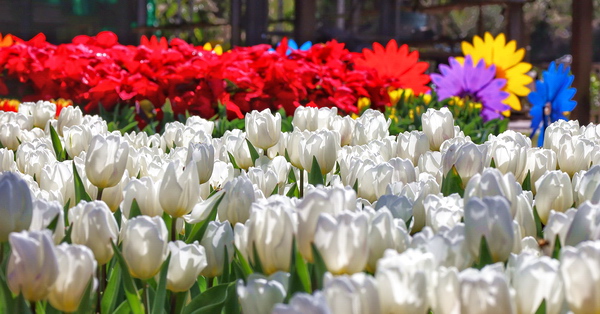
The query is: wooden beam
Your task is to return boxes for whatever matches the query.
[294,0,317,43]
[246,0,269,45]
[571,0,593,124]
[505,3,524,45]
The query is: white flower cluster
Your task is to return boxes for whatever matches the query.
[3,101,600,313]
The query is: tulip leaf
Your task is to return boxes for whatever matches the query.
[49,124,66,161]
[219,246,231,284]
[227,152,240,169]
[234,246,253,278]
[182,283,229,314]
[287,165,297,183]
[352,179,358,194]
[522,170,532,191]
[128,199,142,219]
[110,242,144,314]
[535,299,546,314]
[474,236,494,269]
[63,199,71,225]
[46,212,60,233]
[284,148,291,164]
[222,283,239,314]
[151,254,171,314]
[441,166,464,197]
[287,238,311,301]
[72,275,95,314]
[308,156,324,186]
[271,184,279,196]
[285,182,298,198]
[251,242,264,274]
[245,139,260,166]
[310,243,327,290]
[185,192,225,244]
[113,301,132,314]
[102,261,123,314]
[490,158,496,168]
[533,206,544,239]
[0,267,17,313]
[552,235,562,260]
[72,162,92,203]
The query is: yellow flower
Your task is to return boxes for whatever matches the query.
[458,32,532,111]
[352,97,371,119]
[203,42,223,55]
[422,93,432,105]
[388,89,401,106]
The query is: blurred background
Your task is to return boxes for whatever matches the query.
[0,0,597,121]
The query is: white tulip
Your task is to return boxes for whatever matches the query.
[47,244,97,312]
[200,221,234,278]
[535,170,574,224]
[85,134,130,189]
[464,168,521,218]
[367,209,409,272]
[7,230,58,301]
[509,253,564,314]
[30,199,65,244]
[376,249,435,313]
[40,161,76,207]
[63,125,92,158]
[564,202,600,246]
[272,291,331,314]
[122,215,168,279]
[422,107,455,151]
[186,142,215,184]
[464,196,514,263]
[122,177,163,218]
[159,161,200,218]
[329,115,355,146]
[0,171,33,242]
[314,211,369,275]
[69,200,119,265]
[237,272,289,314]
[217,175,255,225]
[442,142,487,184]
[396,130,431,166]
[56,106,83,136]
[301,129,340,175]
[166,241,207,292]
[246,109,281,150]
[560,240,600,314]
[323,272,380,314]
[424,193,463,233]
[458,264,515,314]
[292,106,337,131]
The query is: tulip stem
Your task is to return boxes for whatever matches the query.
[171,217,177,242]
[30,301,36,314]
[143,282,150,313]
[97,187,104,201]
[97,265,104,312]
[169,293,177,314]
[299,169,304,198]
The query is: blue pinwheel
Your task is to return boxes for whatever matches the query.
[528,61,577,146]
[269,38,312,56]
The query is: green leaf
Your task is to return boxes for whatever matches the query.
[222,282,239,314]
[72,275,95,314]
[533,206,544,239]
[227,152,240,169]
[441,166,464,197]
[182,284,230,314]
[151,254,171,314]
[474,236,494,269]
[352,179,358,194]
[251,242,264,274]
[522,170,532,191]
[489,158,496,168]
[46,212,60,233]
[234,246,253,279]
[49,124,66,161]
[308,156,324,186]
[219,246,230,284]
[110,242,144,314]
[113,301,132,314]
[287,238,311,301]
[552,235,562,260]
[128,199,142,219]
[185,192,225,244]
[72,162,92,203]
[102,261,123,314]
[535,299,546,314]
[310,243,327,291]
[285,182,298,198]
[245,139,260,167]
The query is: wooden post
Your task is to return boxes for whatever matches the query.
[18,0,33,40]
[505,3,523,45]
[231,0,242,47]
[571,0,593,124]
[246,0,269,45]
[294,0,317,44]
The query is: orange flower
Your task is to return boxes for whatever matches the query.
[0,33,15,47]
[354,40,431,95]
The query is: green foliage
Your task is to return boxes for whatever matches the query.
[385,89,508,144]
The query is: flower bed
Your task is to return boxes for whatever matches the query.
[0,99,599,313]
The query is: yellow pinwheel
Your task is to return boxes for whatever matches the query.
[458,32,532,112]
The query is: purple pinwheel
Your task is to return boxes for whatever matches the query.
[431,55,510,121]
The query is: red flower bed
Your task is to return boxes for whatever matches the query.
[0,32,430,122]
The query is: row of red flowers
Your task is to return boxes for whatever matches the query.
[0,32,430,123]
